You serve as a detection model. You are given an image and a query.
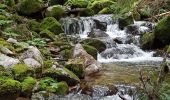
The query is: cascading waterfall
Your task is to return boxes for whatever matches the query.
[61,14,163,63]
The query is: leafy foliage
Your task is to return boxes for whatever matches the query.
[27,38,46,47]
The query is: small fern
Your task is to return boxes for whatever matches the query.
[2,28,20,38]
[0,20,13,26]
[27,38,46,47]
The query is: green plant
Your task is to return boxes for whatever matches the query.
[27,38,46,47]
[2,28,20,38]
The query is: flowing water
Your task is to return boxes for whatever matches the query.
[58,14,165,100]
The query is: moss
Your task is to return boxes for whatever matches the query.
[0,38,15,52]
[14,42,29,53]
[39,48,52,59]
[26,19,40,32]
[65,58,85,78]
[118,14,134,30]
[40,30,55,41]
[60,49,73,60]
[0,78,21,96]
[40,17,63,35]
[167,46,170,53]
[81,38,106,53]
[3,0,15,7]
[141,32,155,50]
[154,15,170,48]
[0,15,8,20]
[43,60,53,69]
[17,0,44,15]
[43,67,80,86]
[65,0,89,8]
[0,4,7,9]
[82,44,97,59]
[12,64,34,81]
[79,8,94,16]
[21,77,36,97]
[88,0,115,14]
[45,5,65,20]
[38,77,57,91]
[49,0,68,5]
[98,7,110,14]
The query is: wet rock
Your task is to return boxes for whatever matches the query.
[93,19,107,31]
[45,5,65,20]
[125,25,139,35]
[0,78,21,100]
[0,53,20,68]
[43,67,80,86]
[73,44,102,75]
[21,46,44,65]
[16,0,44,15]
[113,38,123,44]
[88,29,108,38]
[81,38,106,53]
[65,58,85,78]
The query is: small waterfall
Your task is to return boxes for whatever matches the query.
[61,14,163,63]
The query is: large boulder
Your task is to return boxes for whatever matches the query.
[43,67,80,86]
[45,5,65,20]
[73,44,102,75]
[153,15,170,48]
[17,0,44,15]
[40,17,63,34]
[88,29,108,38]
[81,38,106,53]
[82,44,98,60]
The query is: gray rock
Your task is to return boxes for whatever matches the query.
[24,58,41,68]
[0,53,20,68]
[7,38,18,44]
[88,29,109,38]
[0,46,14,55]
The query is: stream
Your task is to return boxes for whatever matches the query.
[54,14,164,100]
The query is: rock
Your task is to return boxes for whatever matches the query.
[0,38,15,52]
[113,38,123,44]
[21,46,44,65]
[125,25,139,35]
[65,0,89,8]
[0,53,20,68]
[12,64,34,81]
[65,58,85,78]
[73,44,102,75]
[49,0,68,5]
[88,0,115,14]
[40,17,63,35]
[153,15,170,48]
[140,32,155,50]
[14,42,29,52]
[81,38,106,53]
[7,38,18,44]
[38,77,69,95]
[21,77,36,97]
[93,20,107,31]
[45,5,65,20]
[0,78,21,100]
[118,13,134,30]
[16,0,44,15]
[82,44,98,60]
[0,46,14,55]
[23,58,41,68]
[43,67,80,86]
[88,29,108,38]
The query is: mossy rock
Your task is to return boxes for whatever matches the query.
[40,17,63,35]
[154,15,170,48]
[140,32,155,50]
[60,48,73,60]
[39,48,52,59]
[65,0,89,8]
[167,45,170,54]
[45,5,65,20]
[118,14,134,30]
[43,60,53,69]
[40,30,55,41]
[21,77,36,97]
[26,19,40,32]
[17,0,44,15]
[0,38,15,52]
[0,78,21,99]
[82,44,97,59]
[12,64,34,81]
[79,8,94,16]
[65,58,85,78]
[14,42,29,53]
[88,0,115,14]
[43,67,80,86]
[49,0,68,5]
[38,77,68,95]
[81,38,106,53]
[0,66,12,77]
